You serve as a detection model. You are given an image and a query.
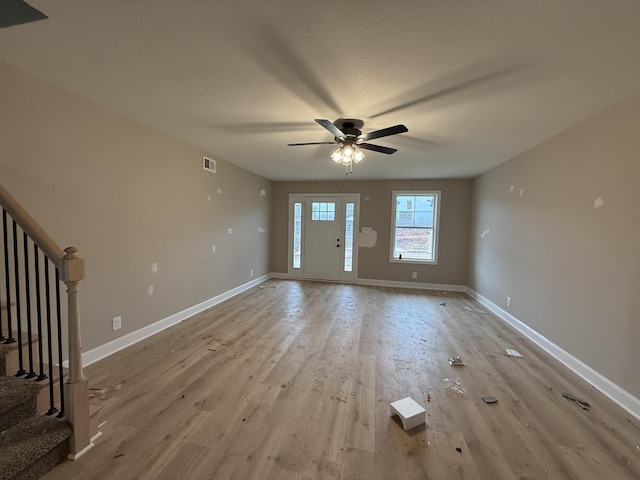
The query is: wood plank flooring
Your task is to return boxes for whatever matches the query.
[42,280,640,479]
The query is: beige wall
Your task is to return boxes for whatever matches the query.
[469,93,640,398]
[271,179,471,285]
[0,63,271,352]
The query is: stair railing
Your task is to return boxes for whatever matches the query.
[0,182,90,457]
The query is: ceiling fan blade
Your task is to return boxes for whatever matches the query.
[0,0,48,29]
[288,141,339,146]
[358,143,398,155]
[315,119,346,140]
[359,124,408,142]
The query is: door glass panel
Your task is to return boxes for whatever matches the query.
[311,202,335,222]
[344,202,354,272]
[293,202,302,268]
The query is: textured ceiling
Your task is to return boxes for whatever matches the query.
[2,1,640,181]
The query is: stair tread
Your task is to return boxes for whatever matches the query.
[0,415,72,480]
[0,376,40,417]
[0,329,40,349]
[1,338,67,381]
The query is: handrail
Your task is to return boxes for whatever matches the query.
[0,181,90,457]
[0,183,65,270]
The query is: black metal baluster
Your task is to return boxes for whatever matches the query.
[12,220,26,376]
[2,209,16,343]
[0,210,5,341]
[33,244,47,382]
[23,233,36,378]
[44,260,58,415]
[55,267,65,418]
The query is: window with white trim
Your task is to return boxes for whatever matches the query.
[390,191,440,264]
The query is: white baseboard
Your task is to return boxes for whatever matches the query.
[357,277,467,292]
[270,272,289,279]
[270,273,467,292]
[466,287,640,421]
[80,274,270,367]
[68,438,96,460]
[271,272,467,293]
[78,273,639,421]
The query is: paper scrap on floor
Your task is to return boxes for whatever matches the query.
[506,348,524,358]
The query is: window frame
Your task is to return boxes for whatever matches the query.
[389,190,441,265]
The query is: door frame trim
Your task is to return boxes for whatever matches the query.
[287,193,360,282]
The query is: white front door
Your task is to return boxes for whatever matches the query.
[303,197,343,281]
[288,193,359,282]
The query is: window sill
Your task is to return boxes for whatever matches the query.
[389,258,438,265]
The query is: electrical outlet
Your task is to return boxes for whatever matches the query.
[506,296,511,308]
[112,316,122,331]
[412,272,417,279]
[250,269,254,277]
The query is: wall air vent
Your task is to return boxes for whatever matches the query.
[203,156,216,173]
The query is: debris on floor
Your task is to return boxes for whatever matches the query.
[89,388,108,399]
[448,355,465,366]
[505,348,524,358]
[390,397,426,430]
[426,393,431,403]
[90,379,127,399]
[562,391,590,410]
[439,302,447,306]
[482,396,498,404]
[463,306,488,314]
[456,447,463,453]
[443,378,467,395]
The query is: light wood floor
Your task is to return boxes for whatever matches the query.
[42,280,640,479]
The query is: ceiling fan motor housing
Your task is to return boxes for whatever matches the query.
[334,119,364,140]
[287,118,405,156]
[339,123,361,140]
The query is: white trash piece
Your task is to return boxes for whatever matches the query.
[390,397,426,430]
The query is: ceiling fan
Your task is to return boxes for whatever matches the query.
[288,119,408,173]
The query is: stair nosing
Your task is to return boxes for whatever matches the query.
[0,415,72,480]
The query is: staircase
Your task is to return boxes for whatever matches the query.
[1,340,72,480]
[0,183,92,479]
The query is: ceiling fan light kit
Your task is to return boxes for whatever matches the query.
[288,118,408,174]
[331,143,365,174]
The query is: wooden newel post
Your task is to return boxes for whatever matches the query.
[62,246,91,457]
